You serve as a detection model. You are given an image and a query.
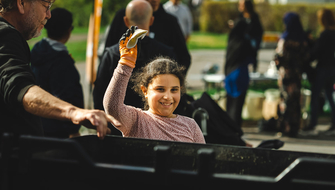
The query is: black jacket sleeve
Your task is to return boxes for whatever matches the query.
[310,30,335,68]
[104,9,128,49]
[0,24,35,111]
[225,18,251,75]
[48,53,84,109]
[169,16,191,75]
[93,45,119,110]
[151,5,191,75]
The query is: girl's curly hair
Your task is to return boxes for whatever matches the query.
[131,56,186,110]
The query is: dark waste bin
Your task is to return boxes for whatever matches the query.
[1,134,335,190]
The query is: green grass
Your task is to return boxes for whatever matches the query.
[28,27,94,62]
[187,32,228,50]
[28,28,228,62]
[67,40,88,62]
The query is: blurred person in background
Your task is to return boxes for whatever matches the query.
[30,8,84,138]
[163,0,193,42]
[238,0,263,73]
[302,8,335,135]
[224,0,263,129]
[102,0,191,75]
[274,12,310,137]
[224,2,251,129]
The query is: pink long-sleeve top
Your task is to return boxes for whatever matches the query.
[103,64,205,144]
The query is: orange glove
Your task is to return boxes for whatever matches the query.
[119,26,137,68]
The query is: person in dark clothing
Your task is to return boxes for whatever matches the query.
[0,0,111,142]
[224,3,254,129]
[94,0,176,136]
[30,8,83,138]
[302,9,335,134]
[238,0,263,73]
[0,15,43,138]
[274,12,309,137]
[102,0,190,75]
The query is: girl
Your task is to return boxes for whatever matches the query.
[103,27,205,144]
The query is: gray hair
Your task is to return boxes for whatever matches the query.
[0,0,16,13]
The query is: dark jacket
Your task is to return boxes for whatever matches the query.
[311,29,335,69]
[242,12,263,58]
[30,38,83,136]
[0,17,43,138]
[93,36,176,110]
[225,17,253,76]
[103,4,191,74]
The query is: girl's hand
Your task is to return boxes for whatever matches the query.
[119,26,137,68]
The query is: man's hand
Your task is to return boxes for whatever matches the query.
[70,108,112,140]
[118,26,137,68]
[23,85,112,140]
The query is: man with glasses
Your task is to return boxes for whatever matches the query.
[40,0,52,11]
[0,0,112,142]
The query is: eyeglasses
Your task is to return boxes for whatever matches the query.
[39,0,52,13]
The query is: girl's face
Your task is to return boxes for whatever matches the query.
[141,74,181,118]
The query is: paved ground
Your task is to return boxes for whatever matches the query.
[75,49,335,155]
